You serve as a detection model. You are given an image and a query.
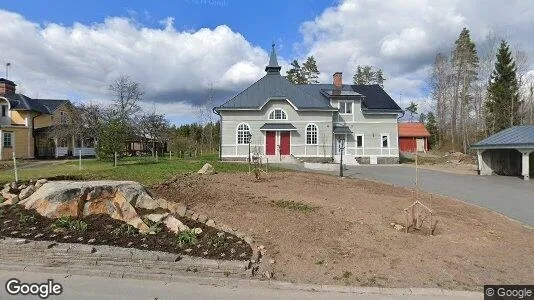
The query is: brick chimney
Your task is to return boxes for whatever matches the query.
[333,72,342,90]
[0,78,16,94]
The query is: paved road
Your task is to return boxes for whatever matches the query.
[0,271,479,300]
[282,164,534,226]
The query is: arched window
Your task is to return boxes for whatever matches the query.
[268,109,287,120]
[306,124,318,145]
[236,123,251,145]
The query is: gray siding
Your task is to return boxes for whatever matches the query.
[220,98,399,162]
[220,100,332,158]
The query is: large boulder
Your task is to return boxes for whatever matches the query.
[197,163,215,175]
[20,181,159,233]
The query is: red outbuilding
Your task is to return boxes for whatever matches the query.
[398,122,430,152]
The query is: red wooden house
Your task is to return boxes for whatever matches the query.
[398,122,430,152]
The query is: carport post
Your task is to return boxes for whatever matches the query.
[520,150,533,180]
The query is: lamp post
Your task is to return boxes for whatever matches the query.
[339,138,345,177]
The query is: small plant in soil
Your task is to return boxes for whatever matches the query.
[51,216,87,233]
[142,218,164,235]
[70,220,88,234]
[315,260,324,265]
[18,213,36,225]
[52,216,73,230]
[210,236,226,248]
[342,271,352,279]
[272,200,317,213]
[112,223,139,236]
[177,230,197,246]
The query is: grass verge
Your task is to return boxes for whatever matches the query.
[0,155,274,185]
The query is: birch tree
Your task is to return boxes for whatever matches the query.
[430,53,451,146]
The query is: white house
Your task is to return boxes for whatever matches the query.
[214,45,403,164]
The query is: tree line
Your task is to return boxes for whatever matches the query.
[285,56,385,87]
[54,75,219,160]
[428,27,532,152]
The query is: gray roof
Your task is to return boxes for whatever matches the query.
[0,93,69,114]
[333,126,353,134]
[0,78,16,86]
[217,73,336,110]
[299,84,402,111]
[216,45,401,112]
[471,125,534,149]
[260,123,297,131]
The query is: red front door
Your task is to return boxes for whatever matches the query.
[280,131,290,155]
[266,131,276,155]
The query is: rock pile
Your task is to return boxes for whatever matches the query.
[1,178,255,248]
[1,180,192,234]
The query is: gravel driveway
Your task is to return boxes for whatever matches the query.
[345,165,534,226]
[280,164,534,226]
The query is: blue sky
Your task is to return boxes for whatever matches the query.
[1,0,533,125]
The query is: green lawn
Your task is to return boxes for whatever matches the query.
[0,154,260,186]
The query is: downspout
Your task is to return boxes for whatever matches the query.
[213,107,222,161]
[32,112,42,158]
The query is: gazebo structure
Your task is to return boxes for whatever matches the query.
[471,125,534,180]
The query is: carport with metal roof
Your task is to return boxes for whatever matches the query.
[471,125,534,180]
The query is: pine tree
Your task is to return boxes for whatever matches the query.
[285,60,307,84]
[374,69,385,88]
[486,40,520,133]
[353,66,363,84]
[405,101,418,121]
[353,65,385,87]
[425,112,439,147]
[451,27,478,152]
[302,56,320,84]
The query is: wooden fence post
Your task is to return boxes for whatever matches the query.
[12,152,18,182]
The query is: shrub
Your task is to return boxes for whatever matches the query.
[177,230,197,246]
[97,120,129,161]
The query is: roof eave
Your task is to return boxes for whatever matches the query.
[362,109,403,114]
[470,144,534,149]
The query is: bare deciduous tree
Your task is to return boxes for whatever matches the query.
[108,75,143,123]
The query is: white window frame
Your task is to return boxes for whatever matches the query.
[338,101,353,115]
[268,108,288,120]
[305,123,318,145]
[380,133,390,148]
[3,132,12,148]
[60,111,67,124]
[236,123,251,145]
[355,134,364,148]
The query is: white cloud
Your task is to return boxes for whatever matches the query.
[2,1,534,123]
[0,9,270,114]
[299,0,534,106]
